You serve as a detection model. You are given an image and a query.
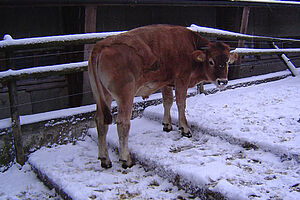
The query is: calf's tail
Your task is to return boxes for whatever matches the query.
[88,53,112,124]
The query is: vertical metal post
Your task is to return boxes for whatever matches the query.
[6,51,25,165]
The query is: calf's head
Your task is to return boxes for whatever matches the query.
[192,42,238,88]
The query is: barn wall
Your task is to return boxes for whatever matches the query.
[248,7,300,38]
[96,6,216,32]
[0,7,62,39]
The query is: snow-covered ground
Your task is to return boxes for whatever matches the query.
[0,163,60,199]
[1,72,299,199]
[29,137,199,200]
[145,72,300,162]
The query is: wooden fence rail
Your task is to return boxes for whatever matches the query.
[0,25,299,165]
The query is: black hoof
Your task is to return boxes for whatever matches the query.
[163,126,173,132]
[120,159,134,169]
[182,132,192,138]
[179,127,192,138]
[122,163,131,169]
[101,162,112,169]
[162,123,172,132]
[99,158,112,169]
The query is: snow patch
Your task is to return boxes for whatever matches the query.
[0,163,59,199]
[3,34,13,41]
[28,137,199,200]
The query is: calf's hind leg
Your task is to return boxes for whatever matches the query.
[116,97,134,169]
[162,86,173,132]
[95,106,112,168]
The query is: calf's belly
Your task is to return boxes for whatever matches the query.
[135,82,162,99]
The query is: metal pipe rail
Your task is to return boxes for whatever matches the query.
[0,61,88,82]
[1,24,300,51]
[230,48,300,55]
[188,24,300,43]
[0,31,125,51]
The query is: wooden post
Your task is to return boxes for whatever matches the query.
[238,7,250,48]
[8,80,25,165]
[197,83,205,94]
[83,6,97,105]
[84,6,97,60]
[5,51,25,165]
[230,7,250,79]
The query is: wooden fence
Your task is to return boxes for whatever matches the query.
[0,24,299,165]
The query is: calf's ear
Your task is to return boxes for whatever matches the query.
[192,50,206,62]
[229,52,238,64]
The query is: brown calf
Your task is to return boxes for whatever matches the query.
[88,25,238,168]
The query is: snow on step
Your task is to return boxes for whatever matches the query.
[28,136,199,200]
[89,117,300,200]
[144,75,300,162]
